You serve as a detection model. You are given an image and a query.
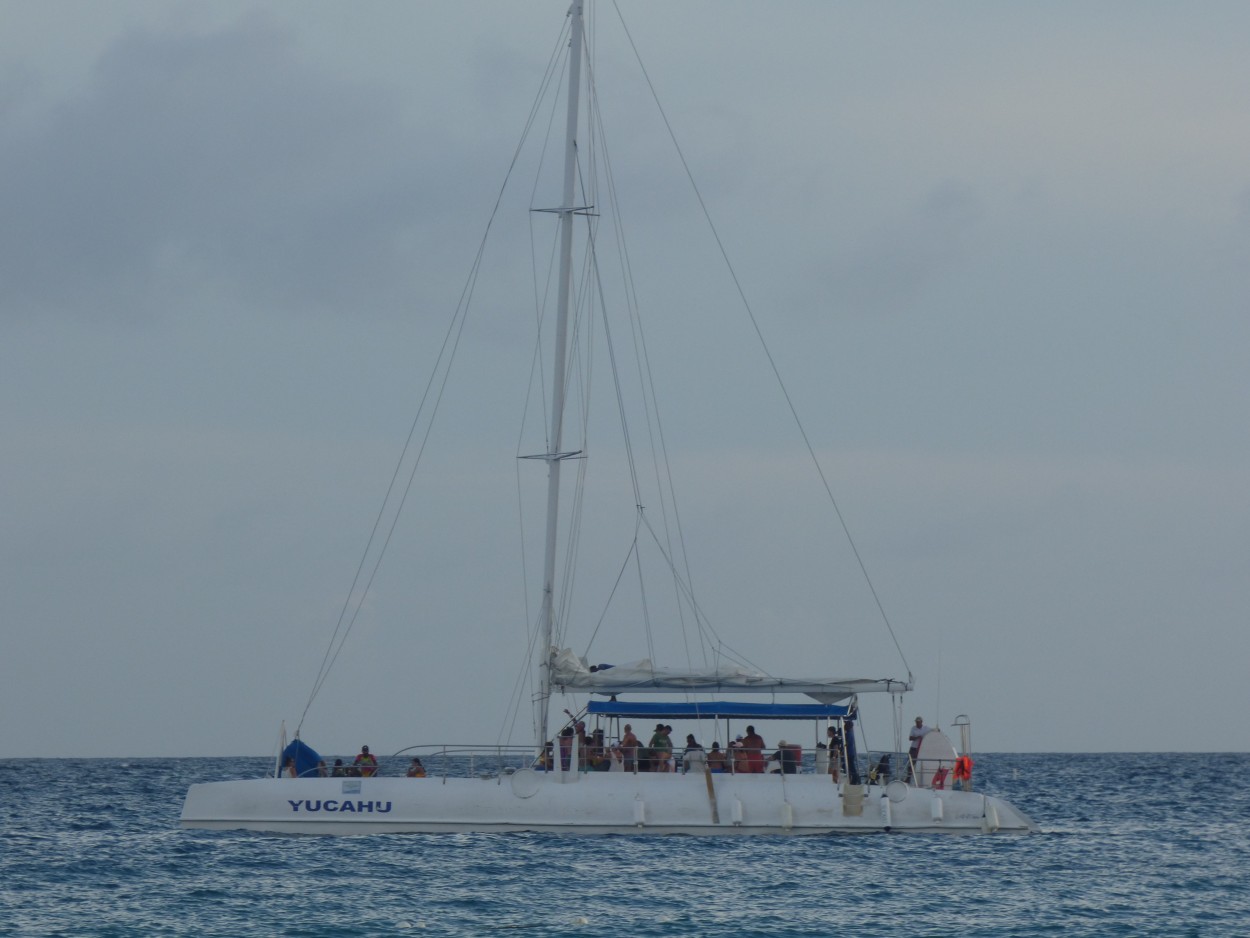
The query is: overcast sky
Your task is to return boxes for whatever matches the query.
[2,1,1247,759]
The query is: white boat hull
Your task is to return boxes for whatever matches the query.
[181,771,1036,835]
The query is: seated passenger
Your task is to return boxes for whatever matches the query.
[588,728,609,770]
[537,743,554,772]
[706,742,728,773]
[779,741,800,774]
[730,739,749,774]
[871,753,891,784]
[406,757,427,778]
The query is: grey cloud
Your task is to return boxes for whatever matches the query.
[0,18,429,322]
[824,181,983,317]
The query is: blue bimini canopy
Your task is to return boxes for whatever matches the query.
[585,700,849,721]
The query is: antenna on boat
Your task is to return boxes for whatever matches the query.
[534,0,587,752]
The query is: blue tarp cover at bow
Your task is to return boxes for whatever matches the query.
[585,700,849,720]
[281,738,323,778]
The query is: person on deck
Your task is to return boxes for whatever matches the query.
[406,757,426,778]
[575,721,590,769]
[354,745,379,777]
[909,717,930,751]
[681,734,706,774]
[908,717,929,780]
[331,759,347,777]
[620,724,639,772]
[649,724,673,772]
[741,726,767,773]
[826,726,843,780]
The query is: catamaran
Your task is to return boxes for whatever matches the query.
[181,0,1036,835]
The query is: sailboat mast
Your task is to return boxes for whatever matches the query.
[535,0,585,751]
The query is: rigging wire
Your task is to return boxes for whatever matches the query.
[579,28,706,673]
[582,533,639,652]
[609,0,912,680]
[521,4,780,692]
[298,0,917,747]
[297,15,574,738]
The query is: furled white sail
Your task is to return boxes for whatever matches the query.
[548,648,910,700]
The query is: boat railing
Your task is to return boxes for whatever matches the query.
[356,744,969,788]
[900,752,971,791]
[389,744,538,780]
[831,750,969,790]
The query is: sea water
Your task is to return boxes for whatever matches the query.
[2,753,1247,936]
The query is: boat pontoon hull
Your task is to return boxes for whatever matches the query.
[181,771,1036,835]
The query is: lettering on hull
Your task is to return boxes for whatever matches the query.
[287,800,393,814]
